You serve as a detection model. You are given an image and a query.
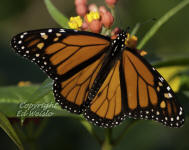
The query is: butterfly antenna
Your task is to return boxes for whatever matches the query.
[129,18,157,35]
[140,17,157,26]
[125,26,130,33]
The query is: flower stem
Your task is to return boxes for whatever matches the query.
[130,23,141,36]
[80,119,102,144]
[113,120,138,146]
[101,128,113,150]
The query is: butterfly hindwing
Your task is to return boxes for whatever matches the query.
[11,28,110,114]
[83,58,126,127]
[121,48,184,127]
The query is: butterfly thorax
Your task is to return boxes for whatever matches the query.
[110,31,127,57]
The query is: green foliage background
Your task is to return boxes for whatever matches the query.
[0,0,189,150]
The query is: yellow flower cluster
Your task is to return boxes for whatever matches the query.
[86,11,100,22]
[125,34,147,56]
[68,16,83,30]
[125,33,138,49]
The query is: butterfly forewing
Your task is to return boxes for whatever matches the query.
[11,28,110,114]
[53,53,106,113]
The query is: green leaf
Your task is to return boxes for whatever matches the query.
[137,0,189,49]
[0,86,82,118]
[0,86,39,117]
[44,0,69,28]
[0,112,24,150]
[153,57,189,68]
[28,78,53,103]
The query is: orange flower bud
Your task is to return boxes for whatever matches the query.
[82,21,89,31]
[99,6,107,14]
[138,50,147,56]
[111,35,117,39]
[76,4,88,16]
[111,27,121,37]
[105,0,118,6]
[84,15,90,24]
[89,20,102,33]
[101,11,114,28]
[75,0,87,5]
[88,4,98,12]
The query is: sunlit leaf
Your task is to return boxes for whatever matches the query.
[157,66,188,92]
[0,86,81,118]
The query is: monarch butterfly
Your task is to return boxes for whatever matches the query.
[11,28,184,128]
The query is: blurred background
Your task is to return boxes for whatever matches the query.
[0,0,189,150]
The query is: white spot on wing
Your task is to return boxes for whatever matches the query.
[60,29,65,32]
[168,93,172,98]
[20,35,24,39]
[179,111,182,115]
[36,53,40,57]
[40,32,45,36]
[167,86,171,91]
[48,29,53,32]
[159,77,164,82]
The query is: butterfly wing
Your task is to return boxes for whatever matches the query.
[83,47,184,128]
[83,57,125,127]
[120,48,184,127]
[11,28,110,113]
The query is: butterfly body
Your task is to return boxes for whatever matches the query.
[11,28,184,128]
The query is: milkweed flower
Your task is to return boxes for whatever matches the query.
[88,4,98,12]
[105,0,118,7]
[111,27,121,39]
[76,4,88,16]
[75,0,87,6]
[100,11,114,28]
[125,34,147,56]
[68,16,83,30]
[99,6,107,13]
[85,11,102,33]
[18,81,31,87]
[86,11,100,23]
[81,21,89,31]
[89,20,102,33]
[125,34,138,49]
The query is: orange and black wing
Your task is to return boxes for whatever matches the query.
[121,48,184,127]
[11,28,110,113]
[83,58,126,127]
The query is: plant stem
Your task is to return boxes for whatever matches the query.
[130,23,141,36]
[80,119,102,144]
[101,128,113,150]
[113,120,138,146]
[137,0,189,49]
